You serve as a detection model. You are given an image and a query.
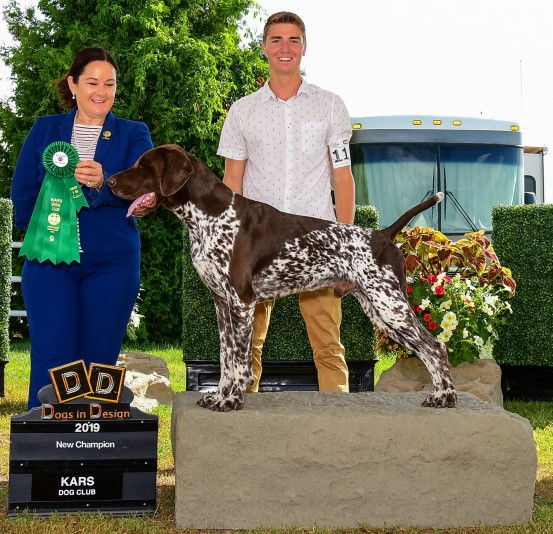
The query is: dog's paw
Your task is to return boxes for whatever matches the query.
[421,388,457,408]
[197,394,220,409]
[213,397,245,412]
[196,391,246,412]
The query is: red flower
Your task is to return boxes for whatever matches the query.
[406,285,413,293]
[427,274,437,284]
[423,313,432,322]
[434,285,445,296]
[428,321,438,331]
[416,305,423,313]
[443,275,452,283]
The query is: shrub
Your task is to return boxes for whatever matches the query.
[0,200,12,360]
[492,205,553,365]
[134,211,183,344]
[182,205,380,362]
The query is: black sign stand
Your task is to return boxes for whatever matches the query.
[8,385,158,517]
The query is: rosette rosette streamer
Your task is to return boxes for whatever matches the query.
[20,141,89,264]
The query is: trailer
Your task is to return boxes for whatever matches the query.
[523,145,547,204]
[349,115,542,238]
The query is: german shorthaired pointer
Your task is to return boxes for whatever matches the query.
[108,144,457,412]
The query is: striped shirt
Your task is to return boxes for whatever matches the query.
[71,122,102,253]
[71,123,102,161]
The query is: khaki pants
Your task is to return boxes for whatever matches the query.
[248,288,349,393]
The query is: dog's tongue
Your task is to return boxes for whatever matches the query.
[127,192,156,217]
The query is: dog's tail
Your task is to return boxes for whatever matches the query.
[381,192,444,242]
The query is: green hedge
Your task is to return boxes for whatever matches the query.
[492,204,553,365]
[0,200,13,360]
[135,211,183,344]
[182,205,379,361]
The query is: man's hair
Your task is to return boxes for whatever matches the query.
[263,11,306,43]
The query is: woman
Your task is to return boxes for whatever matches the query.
[11,47,154,408]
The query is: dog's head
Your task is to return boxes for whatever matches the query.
[108,144,194,217]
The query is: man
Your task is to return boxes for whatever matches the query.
[217,11,355,392]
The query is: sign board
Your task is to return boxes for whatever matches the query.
[8,361,158,517]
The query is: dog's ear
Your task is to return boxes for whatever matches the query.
[158,145,194,197]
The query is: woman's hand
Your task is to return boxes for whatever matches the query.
[75,160,104,189]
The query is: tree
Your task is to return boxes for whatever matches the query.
[0,0,269,343]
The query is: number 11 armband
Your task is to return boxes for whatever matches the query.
[330,140,351,169]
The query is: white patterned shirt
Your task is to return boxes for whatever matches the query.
[217,80,352,221]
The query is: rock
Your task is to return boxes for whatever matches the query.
[171,391,536,529]
[375,357,503,406]
[117,352,170,379]
[116,353,175,412]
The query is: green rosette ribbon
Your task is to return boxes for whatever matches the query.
[20,141,89,264]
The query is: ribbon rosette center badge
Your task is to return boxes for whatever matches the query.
[53,151,69,168]
[20,141,89,264]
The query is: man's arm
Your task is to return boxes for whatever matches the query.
[222,158,247,194]
[332,165,356,224]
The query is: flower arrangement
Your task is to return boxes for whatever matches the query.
[375,227,516,366]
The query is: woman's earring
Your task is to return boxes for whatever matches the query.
[72,93,75,100]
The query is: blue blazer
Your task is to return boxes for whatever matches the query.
[11,107,153,256]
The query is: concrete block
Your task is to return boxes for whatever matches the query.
[171,391,536,529]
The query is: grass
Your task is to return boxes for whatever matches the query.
[1,343,553,533]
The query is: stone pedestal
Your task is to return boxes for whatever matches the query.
[171,391,536,529]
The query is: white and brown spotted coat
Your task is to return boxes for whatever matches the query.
[108,145,457,412]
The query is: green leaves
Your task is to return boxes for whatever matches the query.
[0,0,269,180]
[0,200,12,360]
[376,226,516,366]
[1,0,270,343]
[396,226,516,292]
[492,205,553,365]
[182,207,380,362]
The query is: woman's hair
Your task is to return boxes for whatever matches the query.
[56,47,119,109]
[263,11,306,44]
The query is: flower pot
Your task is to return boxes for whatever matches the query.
[0,360,8,397]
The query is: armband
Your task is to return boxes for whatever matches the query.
[330,141,351,169]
